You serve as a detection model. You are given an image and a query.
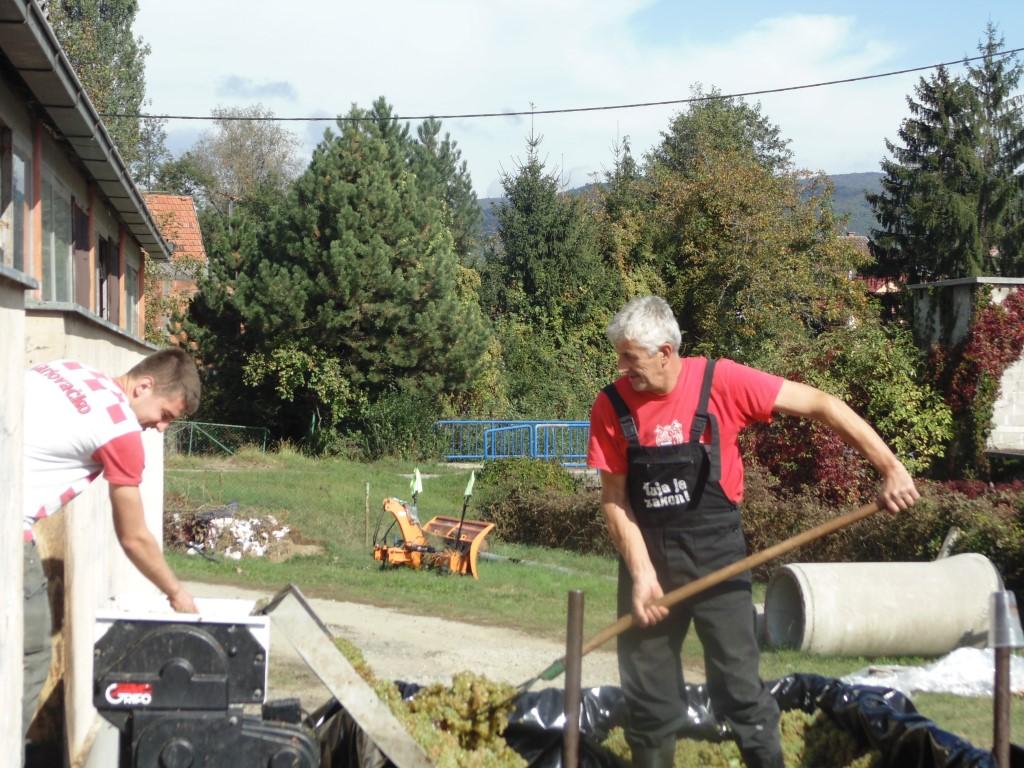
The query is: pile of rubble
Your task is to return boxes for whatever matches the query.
[165,499,321,562]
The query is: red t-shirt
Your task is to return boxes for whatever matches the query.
[587,357,783,503]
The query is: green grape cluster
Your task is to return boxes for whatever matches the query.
[406,672,518,751]
[602,710,882,767]
[792,710,880,768]
[333,639,525,766]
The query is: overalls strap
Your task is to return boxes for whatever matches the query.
[601,383,640,447]
[689,358,717,442]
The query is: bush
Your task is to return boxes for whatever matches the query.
[357,383,447,461]
[741,461,1024,593]
[745,318,952,503]
[476,459,613,555]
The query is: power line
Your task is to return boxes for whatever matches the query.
[101,46,1024,123]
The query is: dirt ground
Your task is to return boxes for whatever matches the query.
[185,581,707,713]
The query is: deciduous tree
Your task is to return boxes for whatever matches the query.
[46,0,150,170]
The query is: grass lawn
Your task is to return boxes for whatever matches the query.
[164,448,1020,752]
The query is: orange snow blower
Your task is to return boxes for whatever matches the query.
[372,471,494,580]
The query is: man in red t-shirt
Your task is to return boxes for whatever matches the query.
[588,296,918,768]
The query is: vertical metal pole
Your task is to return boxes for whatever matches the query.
[187,421,194,456]
[995,646,1010,768]
[563,590,584,768]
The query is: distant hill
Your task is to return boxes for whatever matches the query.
[829,172,883,237]
[476,172,883,240]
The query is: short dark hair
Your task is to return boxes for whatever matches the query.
[127,348,201,415]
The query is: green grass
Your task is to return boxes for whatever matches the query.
[164,448,1020,752]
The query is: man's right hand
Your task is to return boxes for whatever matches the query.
[169,585,198,613]
[632,572,669,627]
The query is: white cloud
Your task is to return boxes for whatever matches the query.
[134,2,968,193]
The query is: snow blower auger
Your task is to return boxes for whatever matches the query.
[372,470,494,579]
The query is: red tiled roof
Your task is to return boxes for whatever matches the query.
[855,275,904,295]
[143,194,207,261]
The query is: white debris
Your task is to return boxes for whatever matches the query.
[177,504,294,560]
[843,646,1024,697]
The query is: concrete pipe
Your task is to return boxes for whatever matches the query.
[764,553,1004,656]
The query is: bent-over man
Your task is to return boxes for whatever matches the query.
[22,348,201,748]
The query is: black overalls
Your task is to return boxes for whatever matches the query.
[603,359,782,768]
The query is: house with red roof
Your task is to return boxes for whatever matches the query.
[143,193,207,341]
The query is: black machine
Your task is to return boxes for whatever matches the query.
[93,618,319,767]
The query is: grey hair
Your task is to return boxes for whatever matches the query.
[606,296,681,355]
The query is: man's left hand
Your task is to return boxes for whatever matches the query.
[878,463,919,514]
[169,585,198,613]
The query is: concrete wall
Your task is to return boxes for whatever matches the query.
[911,282,976,348]
[910,278,1024,455]
[991,339,1024,453]
[0,266,35,763]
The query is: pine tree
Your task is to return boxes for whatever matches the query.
[483,133,617,328]
[187,98,491,445]
[870,27,1024,281]
[968,24,1024,273]
[411,118,482,261]
[481,134,620,417]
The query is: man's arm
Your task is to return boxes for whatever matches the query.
[109,484,197,612]
[601,471,669,627]
[773,380,919,513]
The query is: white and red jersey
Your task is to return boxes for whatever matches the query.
[23,360,145,541]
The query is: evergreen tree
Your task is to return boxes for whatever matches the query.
[483,134,618,329]
[186,98,491,447]
[870,27,1024,282]
[968,25,1024,272]
[597,136,664,298]
[481,134,620,417]
[411,118,482,261]
[46,0,149,171]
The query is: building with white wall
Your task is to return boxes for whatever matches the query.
[0,1,173,763]
[908,276,1024,456]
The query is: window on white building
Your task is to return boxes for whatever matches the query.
[41,172,73,302]
[1,136,33,273]
[125,264,139,337]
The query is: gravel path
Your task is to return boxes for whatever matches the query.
[185,581,706,711]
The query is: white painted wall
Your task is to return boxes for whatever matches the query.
[990,350,1024,453]
[0,268,33,764]
[910,279,1024,455]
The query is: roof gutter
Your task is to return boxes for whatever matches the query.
[0,0,170,259]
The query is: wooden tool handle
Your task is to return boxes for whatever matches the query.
[581,500,882,656]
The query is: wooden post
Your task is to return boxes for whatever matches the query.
[364,482,370,548]
[994,646,1010,768]
[563,590,584,768]
[990,590,1023,768]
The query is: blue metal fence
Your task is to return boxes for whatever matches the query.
[434,420,590,467]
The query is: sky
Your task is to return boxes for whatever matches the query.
[134,1,1024,199]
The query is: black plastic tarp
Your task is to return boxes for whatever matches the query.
[310,674,1021,767]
